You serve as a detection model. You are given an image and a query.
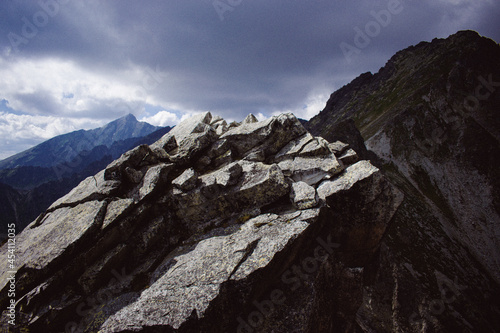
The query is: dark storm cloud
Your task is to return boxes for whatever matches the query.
[0,0,499,158]
[13,90,62,115]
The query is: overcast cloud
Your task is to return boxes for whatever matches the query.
[0,0,499,159]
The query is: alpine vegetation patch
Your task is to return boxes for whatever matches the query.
[340,0,407,64]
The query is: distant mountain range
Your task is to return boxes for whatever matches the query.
[0,113,160,171]
[0,114,171,238]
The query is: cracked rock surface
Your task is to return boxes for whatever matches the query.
[0,112,402,332]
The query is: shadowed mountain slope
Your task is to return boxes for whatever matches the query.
[307,30,500,332]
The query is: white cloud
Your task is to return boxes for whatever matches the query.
[0,57,168,119]
[255,113,268,121]
[140,111,181,127]
[270,88,331,121]
[0,56,196,158]
[300,91,331,120]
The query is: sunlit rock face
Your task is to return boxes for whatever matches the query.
[0,112,402,332]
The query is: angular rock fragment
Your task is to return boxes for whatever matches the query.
[152,111,212,151]
[290,181,318,209]
[170,125,217,164]
[233,161,289,207]
[213,120,228,135]
[151,146,171,161]
[204,161,243,188]
[278,155,343,186]
[206,139,233,167]
[49,169,120,210]
[137,163,173,201]
[243,148,265,162]
[210,114,224,125]
[104,144,157,181]
[328,141,349,156]
[228,120,241,129]
[317,160,378,200]
[207,139,229,159]
[173,161,287,224]
[221,113,306,158]
[172,168,198,191]
[299,137,331,157]
[274,132,315,162]
[102,198,134,230]
[338,148,359,166]
[159,134,178,153]
[151,111,217,164]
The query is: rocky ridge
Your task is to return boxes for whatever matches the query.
[307,30,500,331]
[0,112,402,332]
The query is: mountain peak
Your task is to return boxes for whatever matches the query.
[0,113,159,170]
[111,113,138,126]
[308,29,499,139]
[124,113,137,122]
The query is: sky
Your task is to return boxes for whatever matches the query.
[0,0,499,160]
